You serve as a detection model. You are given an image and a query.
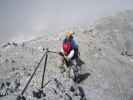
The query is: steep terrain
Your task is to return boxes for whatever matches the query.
[0,10,133,100]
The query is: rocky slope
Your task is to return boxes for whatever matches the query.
[0,10,133,100]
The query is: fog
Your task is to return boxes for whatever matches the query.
[0,0,133,43]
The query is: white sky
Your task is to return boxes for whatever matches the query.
[0,0,133,43]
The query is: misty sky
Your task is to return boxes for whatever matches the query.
[0,0,133,43]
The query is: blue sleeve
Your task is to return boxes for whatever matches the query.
[71,39,78,49]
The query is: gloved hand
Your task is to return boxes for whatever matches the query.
[63,56,71,67]
[64,56,70,61]
[64,55,67,60]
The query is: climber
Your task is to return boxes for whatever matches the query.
[58,31,80,74]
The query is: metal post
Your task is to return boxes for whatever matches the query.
[20,51,46,96]
[41,48,48,89]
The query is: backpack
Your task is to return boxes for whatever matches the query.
[63,39,72,55]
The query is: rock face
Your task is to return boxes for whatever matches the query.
[0,10,133,100]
